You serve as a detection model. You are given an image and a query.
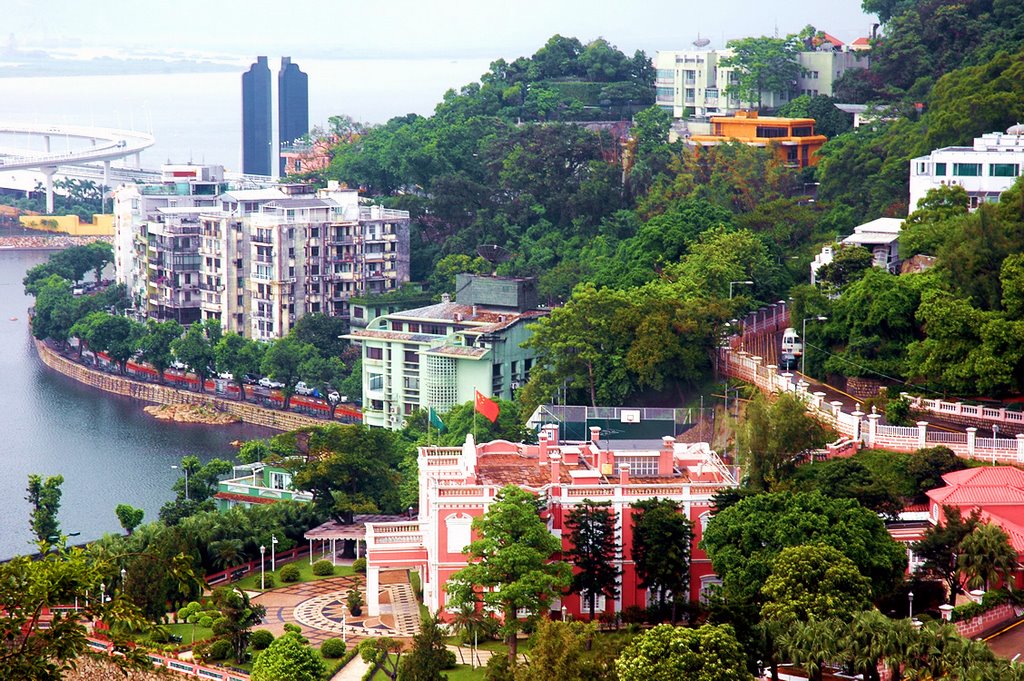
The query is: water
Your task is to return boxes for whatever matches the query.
[0,57,494,170]
[0,250,274,559]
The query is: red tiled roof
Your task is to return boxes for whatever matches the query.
[213,492,276,505]
[926,466,1024,556]
[852,37,870,45]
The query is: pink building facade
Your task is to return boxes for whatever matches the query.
[364,425,737,619]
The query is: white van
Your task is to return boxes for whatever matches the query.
[781,328,803,356]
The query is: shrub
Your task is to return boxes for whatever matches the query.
[346,589,364,616]
[262,573,275,589]
[279,563,301,583]
[250,629,274,651]
[352,557,367,573]
[207,639,233,661]
[442,648,457,669]
[150,628,169,644]
[312,560,334,576]
[320,637,346,658]
[620,605,646,624]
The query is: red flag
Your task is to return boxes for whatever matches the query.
[475,390,499,423]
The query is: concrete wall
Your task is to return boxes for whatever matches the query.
[20,213,114,236]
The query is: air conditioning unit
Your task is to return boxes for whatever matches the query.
[389,415,399,424]
[389,405,399,414]
[510,381,520,389]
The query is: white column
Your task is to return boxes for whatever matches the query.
[851,410,864,443]
[1016,434,1024,463]
[41,166,57,214]
[917,422,928,449]
[367,566,381,617]
[867,413,881,448]
[967,427,977,456]
[308,538,313,565]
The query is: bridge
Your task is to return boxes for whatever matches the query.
[0,123,155,212]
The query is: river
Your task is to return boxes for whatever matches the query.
[0,249,274,559]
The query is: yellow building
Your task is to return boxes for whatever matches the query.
[19,214,114,236]
[688,110,828,168]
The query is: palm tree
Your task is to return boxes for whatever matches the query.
[958,522,1018,591]
[210,539,247,571]
[839,610,891,681]
[781,618,840,681]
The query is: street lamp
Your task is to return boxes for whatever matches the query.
[993,425,1000,465]
[120,568,127,594]
[342,604,347,645]
[271,535,278,573]
[908,591,914,620]
[561,605,567,622]
[171,464,190,501]
[260,545,266,590]
[801,316,828,376]
[729,280,754,299]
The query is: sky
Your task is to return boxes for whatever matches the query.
[7,0,877,60]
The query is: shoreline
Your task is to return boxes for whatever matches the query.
[0,235,113,250]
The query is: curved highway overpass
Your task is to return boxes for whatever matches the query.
[0,124,155,211]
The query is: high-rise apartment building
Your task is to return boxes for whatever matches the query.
[278,57,309,176]
[114,169,411,337]
[242,56,273,176]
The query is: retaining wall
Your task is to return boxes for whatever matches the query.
[954,602,1023,639]
[35,340,328,433]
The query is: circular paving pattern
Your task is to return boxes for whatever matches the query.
[293,593,400,637]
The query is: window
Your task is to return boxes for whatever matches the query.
[934,162,947,176]
[446,513,473,554]
[953,163,982,177]
[615,455,660,477]
[404,376,420,390]
[404,350,419,364]
[366,347,383,360]
[916,162,928,175]
[756,126,789,138]
[656,87,674,100]
[684,88,695,102]
[580,590,606,613]
[791,126,814,137]
[990,163,1020,177]
[368,373,384,391]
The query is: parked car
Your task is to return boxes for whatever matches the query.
[259,377,284,389]
[327,390,341,403]
[243,373,260,385]
[217,371,234,381]
[295,381,316,396]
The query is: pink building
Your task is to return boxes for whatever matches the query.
[364,425,737,619]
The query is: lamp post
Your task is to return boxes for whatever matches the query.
[801,316,828,376]
[908,591,914,620]
[171,464,190,501]
[993,424,1000,465]
[120,568,126,594]
[561,605,567,622]
[342,604,347,645]
[729,280,754,299]
[99,582,106,604]
[260,545,266,590]
[271,535,278,573]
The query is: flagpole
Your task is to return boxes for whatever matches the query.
[473,387,477,442]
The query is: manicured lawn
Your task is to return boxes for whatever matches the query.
[232,559,356,591]
[444,664,488,680]
[162,622,214,645]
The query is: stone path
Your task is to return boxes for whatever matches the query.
[331,656,370,681]
[382,583,420,636]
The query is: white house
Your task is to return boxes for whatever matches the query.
[811,217,903,285]
[909,126,1024,212]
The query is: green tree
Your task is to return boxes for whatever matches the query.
[290,424,403,523]
[291,312,347,358]
[171,323,215,391]
[30,275,81,344]
[914,506,980,604]
[815,245,874,290]
[137,319,183,383]
[398,611,450,681]
[360,637,404,681]
[760,544,872,625]
[515,620,616,681]
[738,392,828,491]
[780,618,840,681]
[700,491,908,606]
[262,335,317,409]
[211,586,267,664]
[630,498,693,622]
[721,36,802,111]
[251,630,326,681]
[0,546,150,680]
[446,485,571,665]
[777,94,852,138]
[70,312,141,374]
[299,354,347,418]
[564,500,619,620]
[906,446,966,502]
[958,521,1017,591]
[615,623,751,681]
[26,474,64,544]
[114,503,144,535]
[215,331,264,400]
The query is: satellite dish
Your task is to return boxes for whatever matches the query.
[693,34,710,48]
[476,244,512,266]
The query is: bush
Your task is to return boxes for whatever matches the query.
[346,588,364,616]
[620,605,646,624]
[279,563,301,583]
[250,629,274,651]
[150,627,169,643]
[352,557,367,573]
[262,573,275,589]
[312,560,334,576]
[207,638,233,661]
[320,637,346,658]
[442,648,457,670]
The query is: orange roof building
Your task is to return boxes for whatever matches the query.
[688,110,828,168]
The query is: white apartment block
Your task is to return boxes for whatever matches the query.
[909,127,1024,212]
[655,45,868,119]
[114,168,410,337]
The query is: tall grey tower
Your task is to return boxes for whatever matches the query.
[278,57,309,175]
[241,56,272,176]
